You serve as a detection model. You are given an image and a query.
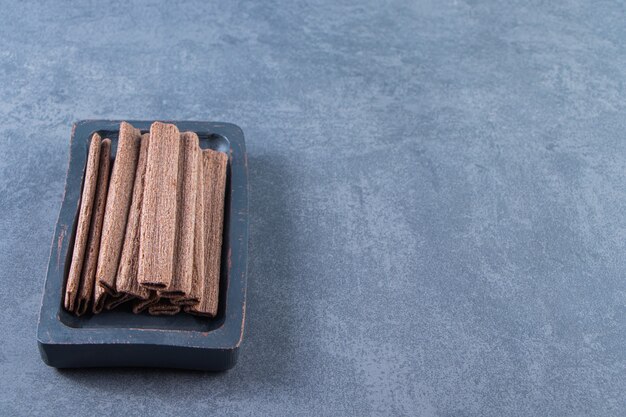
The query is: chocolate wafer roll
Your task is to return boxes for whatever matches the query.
[160,132,199,297]
[116,133,151,300]
[138,122,181,290]
[75,138,112,316]
[96,122,141,294]
[64,133,101,312]
[173,151,204,306]
[186,149,228,317]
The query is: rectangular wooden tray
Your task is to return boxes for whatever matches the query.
[37,120,248,371]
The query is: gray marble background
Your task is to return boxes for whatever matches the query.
[0,1,624,415]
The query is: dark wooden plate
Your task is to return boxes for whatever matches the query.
[37,120,248,371]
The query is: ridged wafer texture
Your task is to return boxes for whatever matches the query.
[75,138,112,316]
[186,149,228,317]
[96,122,141,295]
[64,133,101,313]
[137,122,180,290]
[116,133,151,300]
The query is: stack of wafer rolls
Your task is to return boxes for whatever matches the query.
[63,121,228,317]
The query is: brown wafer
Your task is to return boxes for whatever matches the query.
[186,149,228,317]
[105,293,134,310]
[160,132,199,297]
[93,285,107,314]
[64,133,101,312]
[138,122,181,290]
[116,133,151,300]
[170,295,199,306]
[173,150,204,306]
[74,138,112,316]
[132,291,159,314]
[96,121,141,295]
[148,301,181,316]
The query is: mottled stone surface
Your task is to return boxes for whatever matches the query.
[0,1,625,415]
